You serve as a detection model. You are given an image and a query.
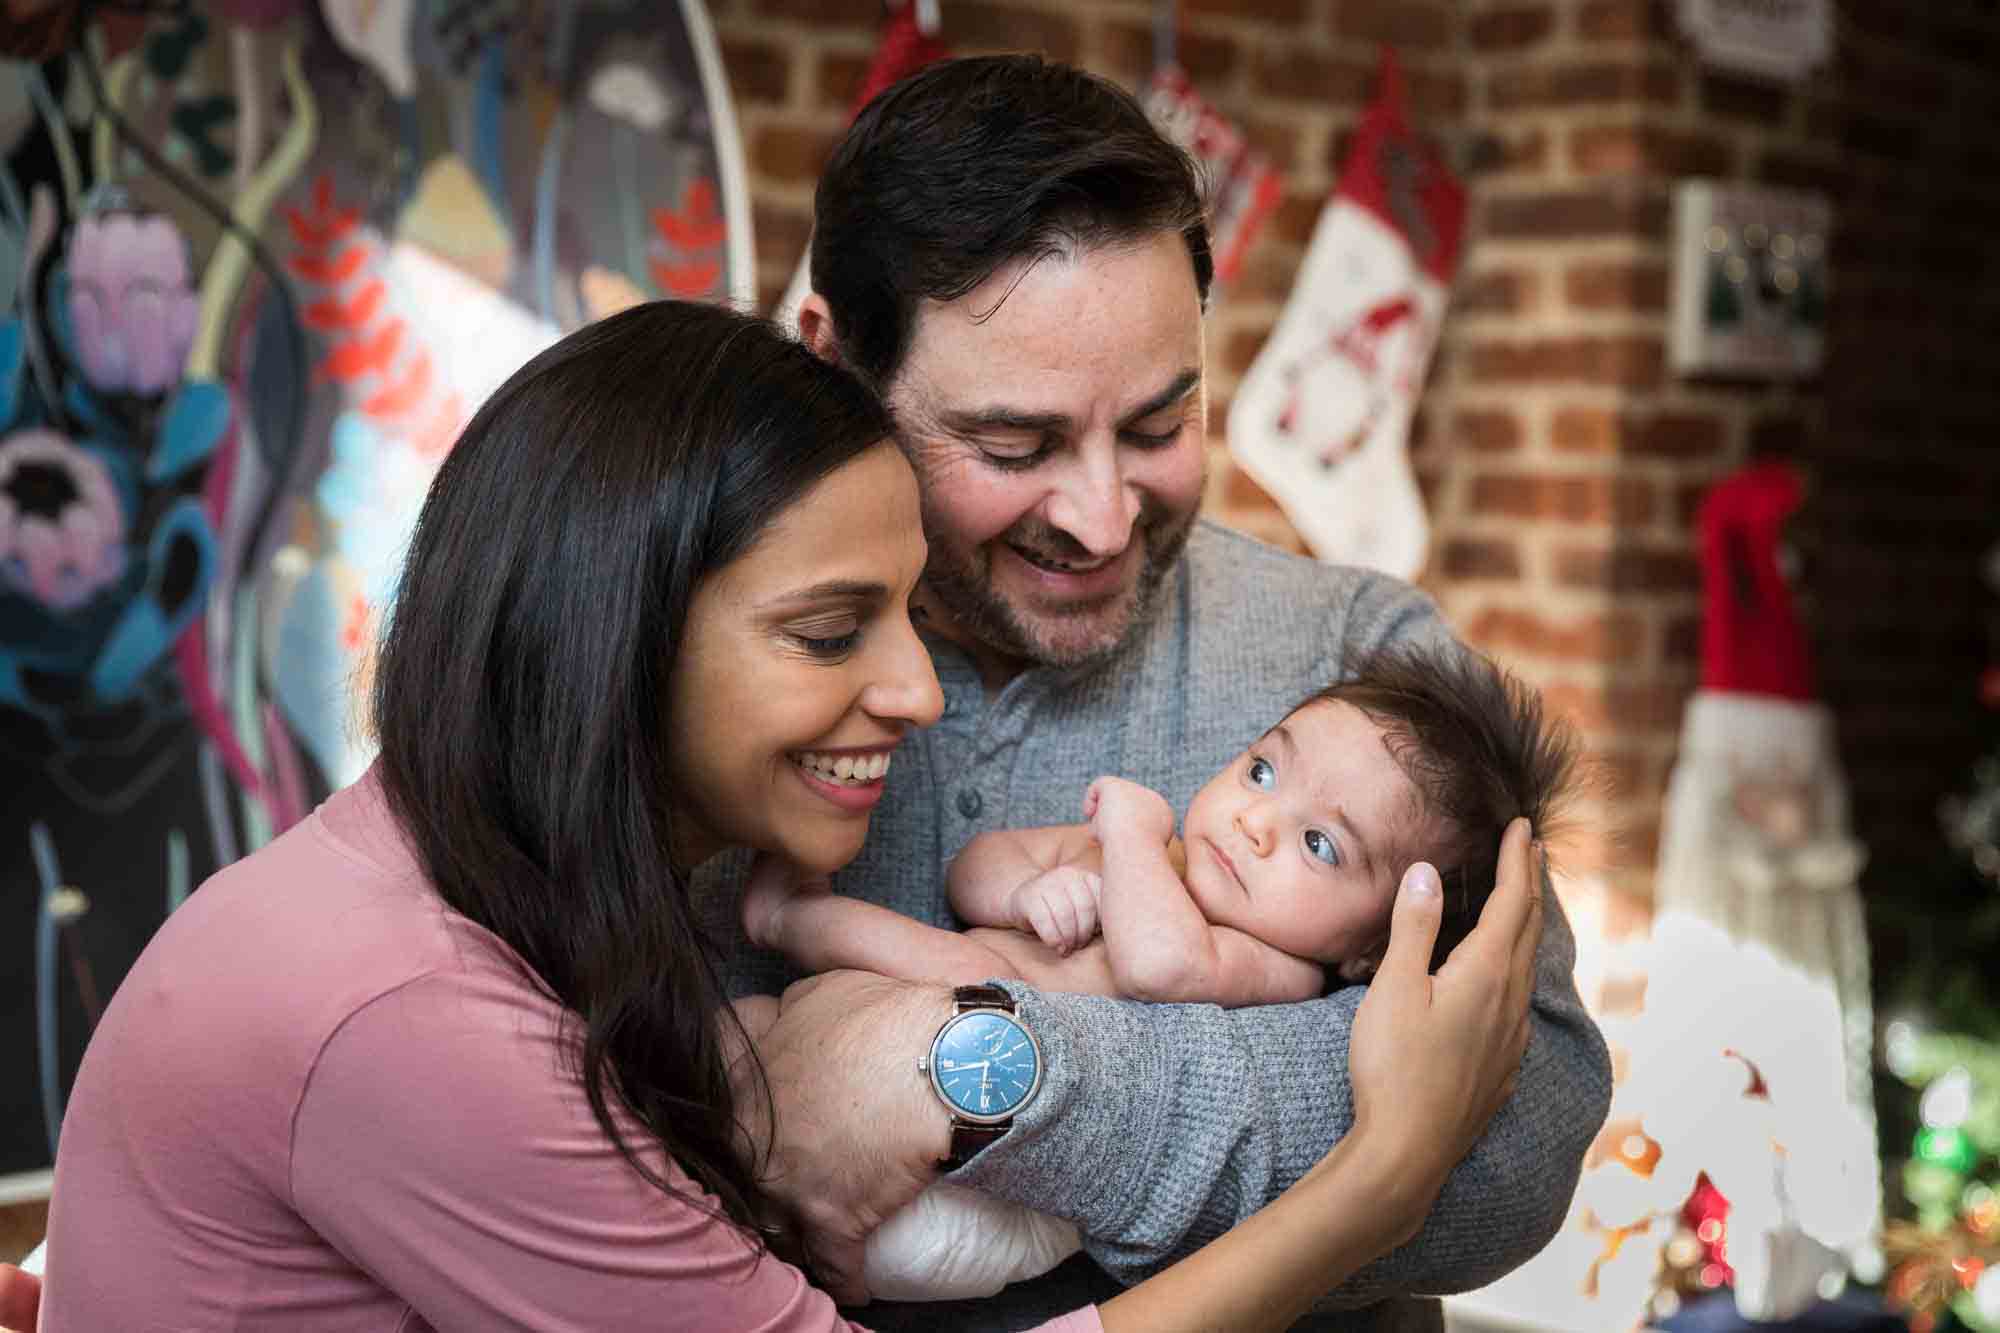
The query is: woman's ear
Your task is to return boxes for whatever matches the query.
[796,294,842,365]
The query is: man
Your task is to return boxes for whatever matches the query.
[699,55,1612,1333]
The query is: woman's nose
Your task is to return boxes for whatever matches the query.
[864,618,944,729]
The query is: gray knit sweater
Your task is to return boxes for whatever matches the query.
[697,520,1613,1331]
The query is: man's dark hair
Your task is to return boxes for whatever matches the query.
[372,301,892,1246]
[811,54,1214,388]
[1304,646,1580,971]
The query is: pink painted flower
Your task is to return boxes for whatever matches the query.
[0,428,129,610]
[65,210,201,397]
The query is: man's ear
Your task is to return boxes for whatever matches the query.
[796,293,841,365]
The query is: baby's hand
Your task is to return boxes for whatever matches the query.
[1084,776,1176,843]
[740,853,830,950]
[1008,865,1103,956]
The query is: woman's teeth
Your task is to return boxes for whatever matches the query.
[793,751,891,784]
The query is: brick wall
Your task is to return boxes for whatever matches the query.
[709,0,2000,904]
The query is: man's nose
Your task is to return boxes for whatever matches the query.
[1044,452,1141,558]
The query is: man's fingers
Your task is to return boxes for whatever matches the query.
[807,1235,871,1306]
[1375,861,1444,985]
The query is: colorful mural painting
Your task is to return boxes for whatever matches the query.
[0,0,752,1187]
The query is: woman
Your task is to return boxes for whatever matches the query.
[28,302,1539,1331]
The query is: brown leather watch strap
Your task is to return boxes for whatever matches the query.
[944,1120,1010,1170]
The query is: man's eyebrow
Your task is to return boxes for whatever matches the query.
[755,579,887,611]
[938,368,1203,440]
[1117,369,1202,427]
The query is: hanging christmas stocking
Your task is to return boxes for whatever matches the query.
[1226,48,1464,577]
[1141,64,1281,295]
[772,0,947,330]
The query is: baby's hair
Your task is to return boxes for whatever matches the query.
[1296,645,1579,971]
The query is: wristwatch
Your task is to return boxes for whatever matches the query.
[919,984,1044,1169]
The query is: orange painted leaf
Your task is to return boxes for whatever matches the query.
[363,350,433,419]
[649,255,720,298]
[317,319,405,383]
[302,278,387,332]
[289,245,371,286]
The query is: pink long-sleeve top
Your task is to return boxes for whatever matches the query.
[42,770,1102,1333]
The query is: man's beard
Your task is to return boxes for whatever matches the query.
[918,500,1197,673]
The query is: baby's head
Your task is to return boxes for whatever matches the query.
[1180,646,1577,981]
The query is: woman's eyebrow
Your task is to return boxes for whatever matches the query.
[757,580,887,611]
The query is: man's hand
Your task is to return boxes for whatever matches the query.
[1007,865,1103,955]
[1084,776,1175,843]
[0,1262,39,1332]
[750,971,953,1305]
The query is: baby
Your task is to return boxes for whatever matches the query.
[741,645,1578,1300]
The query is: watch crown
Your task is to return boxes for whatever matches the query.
[917,1056,929,1074]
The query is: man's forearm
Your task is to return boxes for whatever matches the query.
[949,898,1612,1303]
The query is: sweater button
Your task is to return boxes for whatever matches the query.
[956,789,984,819]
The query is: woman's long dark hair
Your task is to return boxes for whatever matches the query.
[370,301,894,1236]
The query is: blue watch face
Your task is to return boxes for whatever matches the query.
[930,1009,1041,1122]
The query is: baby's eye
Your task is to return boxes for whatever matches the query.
[1303,828,1341,866]
[1246,756,1275,789]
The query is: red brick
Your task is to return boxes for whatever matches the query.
[753,204,813,268]
[1231,247,1303,304]
[1471,6,1556,50]
[1452,410,1524,454]
[1569,125,1734,177]
[1552,545,1701,595]
[1487,60,1681,111]
[1095,21,1240,88]
[1483,186,1669,241]
[1549,409,1728,458]
[1564,261,1669,313]
[1661,613,1702,666]
[1186,0,1308,20]
[1463,607,1648,663]
[1438,538,1522,581]
[815,51,869,113]
[1268,190,1328,248]
[1406,66,1470,120]
[945,3,1081,61]
[1541,681,1686,734]
[1251,48,1373,106]
[1469,473,1657,525]
[1585,746,1660,800]
[1576,0,1673,41]
[1221,326,1272,378]
[1485,127,1551,175]
[1239,114,1304,173]
[750,124,845,185]
[721,36,793,106]
[1457,267,1537,316]
[1463,337,1666,390]
[1335,0,1456,51]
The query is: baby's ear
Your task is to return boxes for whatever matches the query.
[1336,952,1380,983]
